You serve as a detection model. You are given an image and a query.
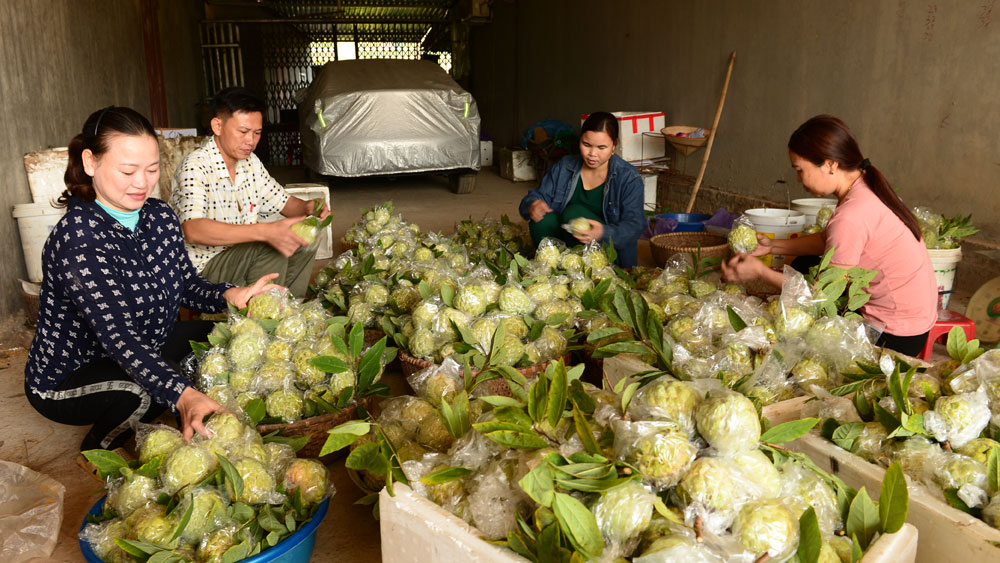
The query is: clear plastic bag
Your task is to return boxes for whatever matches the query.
[0,460,65,562]
[924,390,991,448]
[613,419,698,490]
[731,498,800,561]
[728,215,759,254]
[79,518,128,563]
[467,454,529,540]
[283,458,333,508]
[592,479,657,558]
[779,461,842,537]
[135,423,184,464]
[408,357,464,407]
[694,389,762,456]
[628,376,700,435]
[675,456,755,534]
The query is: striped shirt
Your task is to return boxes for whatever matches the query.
[25,198,232,412]
[169,137,289,272]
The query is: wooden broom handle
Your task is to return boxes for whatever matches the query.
[684,51,736,214]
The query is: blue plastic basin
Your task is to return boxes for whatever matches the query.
[80,496,330,563]
[656,212,711,232]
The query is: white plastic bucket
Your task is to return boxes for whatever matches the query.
[12,203,65,283]
[791,197,837,226]
[928,247,962,310]
[744,208,806,268]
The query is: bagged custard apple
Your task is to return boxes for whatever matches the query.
[728,215,759,254]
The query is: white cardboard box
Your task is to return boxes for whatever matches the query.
[498,147,537,182]
[480,140,494,166]
[581,111,666,162]
[274,184,333,260]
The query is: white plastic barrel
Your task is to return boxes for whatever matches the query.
[927,247,962,310]
[13,203,65,283]
[744,208,806,268]
[791,197,837,226]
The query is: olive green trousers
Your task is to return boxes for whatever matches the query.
[200,242,317,298]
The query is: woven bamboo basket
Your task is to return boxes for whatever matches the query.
[364,328,402,371]
[661,126,712,157]
[257,395,376,461]
[398,351,572,397]
[649,232,729,267]
[340,237,358,252]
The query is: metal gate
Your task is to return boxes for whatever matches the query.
[200,22,245,98]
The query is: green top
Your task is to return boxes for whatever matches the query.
[561,177,605,223]
[95,200,140,231]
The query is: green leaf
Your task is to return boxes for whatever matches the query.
[546,362,568,428]
[476,395,526,408]
[417,280,432,300]
[357,337,387,390]
[832,421,865,451]
[527,375,549,424]
[586,327,626,344]
[216,453,244,500]
[946,325,965,361]
[420,466,472,485]
[536,522,562,563]
[653,496,684,524]
[244,398,267,426]
[593,341,653,359]
[879,463,909,534]
[82,449,129,477]
[135,455,163,480]
[439,390,471,439]
[349,322,364,358]
[311,356,350,374]
[477,427,551,450]
[545,312,570,327]
[345,442,388,475]
[320,420,371,456]
[727,305,747,332]
[873,403,901,434]
[440,284,455,307]
[990,446,1000,495]
[519,460,556,507]
[572,404,600,455]
[228,502,255,523]
[220,539,253,563]
[552,492,603,560]
[168,497,195,542]
[846,487,879,550]
[760,418,819,444]
[850,534,863,563]
[621,381,641,413]
[114,539,160,558]
[943,487,977,515]
[797,506,822,563]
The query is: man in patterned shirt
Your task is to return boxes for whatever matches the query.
[170,87,329,297]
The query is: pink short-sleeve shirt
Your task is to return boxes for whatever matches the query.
[824,177,937,336]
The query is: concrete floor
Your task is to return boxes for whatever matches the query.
[0,166,530,563]
[0,166,969,562]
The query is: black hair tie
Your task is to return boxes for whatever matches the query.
[859,158,870,171]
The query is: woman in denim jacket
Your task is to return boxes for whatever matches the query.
[518,112,646,268]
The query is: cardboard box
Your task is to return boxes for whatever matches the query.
[480,140,493,166]
[581,111,666,162]
[498,147,537,182]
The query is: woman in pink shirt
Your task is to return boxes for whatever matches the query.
[722,115,937,356]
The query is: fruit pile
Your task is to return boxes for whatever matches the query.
[80,413,331,563]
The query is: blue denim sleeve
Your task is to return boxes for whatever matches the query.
[601,169,647,252]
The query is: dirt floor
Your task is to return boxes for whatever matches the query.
[0,165,966,562]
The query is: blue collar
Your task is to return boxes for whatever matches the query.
[94,200,140,231]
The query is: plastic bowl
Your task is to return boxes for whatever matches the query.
[79,495,330,563]
[656,212,711,232]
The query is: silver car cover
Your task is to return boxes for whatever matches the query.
[298,59,481,177]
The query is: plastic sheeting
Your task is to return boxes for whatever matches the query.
[298,60,481,177]
[0,460,65,561]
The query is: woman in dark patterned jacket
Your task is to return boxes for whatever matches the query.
[24,106,277,457]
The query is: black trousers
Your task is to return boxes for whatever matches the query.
[26,321,213,451]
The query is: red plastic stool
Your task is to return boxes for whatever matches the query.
[920,309,976,360]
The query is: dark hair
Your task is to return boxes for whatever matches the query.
[788,114,922,241]
[581,111,620,147]
[210,87,266,118]
[60,106,157,206]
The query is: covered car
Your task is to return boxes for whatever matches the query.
[297,59,480,190]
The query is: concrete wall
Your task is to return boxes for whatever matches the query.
[470,0,1000,238]
[0,0,203,321]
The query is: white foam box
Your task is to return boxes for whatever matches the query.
[154,128,198,139]
[275,184,333,260]
[23,147,69,206]
[498,147,536,182]
[480,140,494,166]
[380,476,916,562]
[581,111,666,162]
